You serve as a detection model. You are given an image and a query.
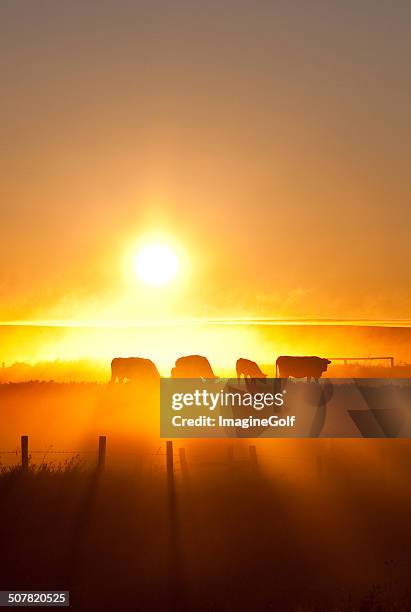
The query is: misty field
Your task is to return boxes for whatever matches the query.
[1,382,411,609]
[1,443,411,611]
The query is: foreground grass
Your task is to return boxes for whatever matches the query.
[0,458,411,611]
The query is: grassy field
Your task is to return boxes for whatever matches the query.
[1,449,411,611]
[1,382,411,609]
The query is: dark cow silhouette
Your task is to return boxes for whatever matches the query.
[236,358,267,382]
[111,357,159,383]
[276,356,331,381]
[171,355,217,378]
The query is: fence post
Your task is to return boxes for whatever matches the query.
[179,448,189,483]
[21,435,29,470]
[249,445,258,474]
[98,435,106,471]
[167,441,174,481]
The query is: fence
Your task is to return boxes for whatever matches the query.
[0,435,108,471]
[328,356,395,368]
[0,435,332,481]
[1,436,255,473]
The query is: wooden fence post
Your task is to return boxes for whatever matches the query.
[98,435,106,470]
[21,435,29,470]
[167,441,174,481]
[179,448,190,483]
[249,445,258,474]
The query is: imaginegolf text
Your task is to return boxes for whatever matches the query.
[172,415,296,429]
[171,389,285,411]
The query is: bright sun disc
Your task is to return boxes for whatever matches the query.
[134,243,179,286]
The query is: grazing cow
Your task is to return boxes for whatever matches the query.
[171,355,217,378]
[111,357,159,383]
[236,358,267,382]
[276,356,331,381]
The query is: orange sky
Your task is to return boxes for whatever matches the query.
[1,1,411,324]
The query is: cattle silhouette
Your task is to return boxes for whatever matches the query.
[276,356,331,381]
[236,358,267,382]
[171,355,217,378]
[111,357,159,383]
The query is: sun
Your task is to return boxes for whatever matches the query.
[133,243,179,286]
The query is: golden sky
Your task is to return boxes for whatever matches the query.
[1,1,411,324]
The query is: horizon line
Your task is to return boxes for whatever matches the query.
[1,318,411,328]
